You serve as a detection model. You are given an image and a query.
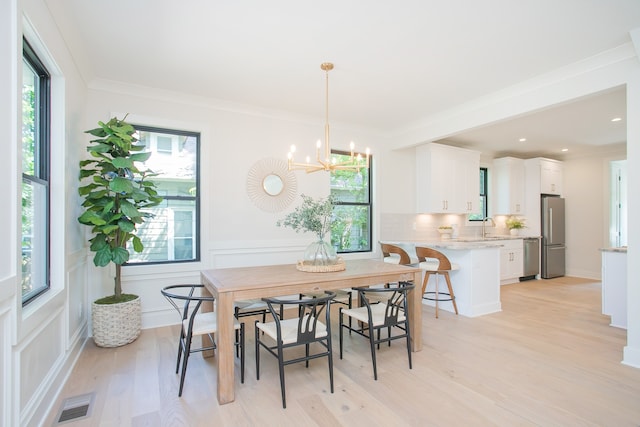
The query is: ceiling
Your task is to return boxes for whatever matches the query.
[46,0,640,158]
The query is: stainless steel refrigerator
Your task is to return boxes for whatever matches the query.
[541,195,565,278]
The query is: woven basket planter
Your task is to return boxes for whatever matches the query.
[92,296,141,348]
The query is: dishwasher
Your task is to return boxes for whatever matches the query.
[520,237,540,281]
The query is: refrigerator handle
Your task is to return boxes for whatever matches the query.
[549,207,553,242]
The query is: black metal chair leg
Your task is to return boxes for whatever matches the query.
[255,321,260,381]
[278,347,287,408]
[239,322,245,384]
[369,326,378,380]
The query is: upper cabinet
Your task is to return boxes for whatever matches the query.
[523,157,563,236]
[416,143,480,214]
[492,157,525,215]
[525,157,563,196]
[539,159,563,195]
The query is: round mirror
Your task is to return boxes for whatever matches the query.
[263,174,284,196]
[247,158,297,212]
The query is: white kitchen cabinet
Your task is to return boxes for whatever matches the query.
[540,159,563,195]
[492,157,525,214]
[525,157,563,196]
[523,157,563,237]
[416,143,480,214]
[499,239,523,284]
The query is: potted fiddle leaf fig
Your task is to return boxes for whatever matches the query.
[78,116,162,347]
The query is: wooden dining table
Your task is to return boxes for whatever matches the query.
[201,258,423,405]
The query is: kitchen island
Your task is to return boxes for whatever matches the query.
[383,240,503,317]
[600,247,627,329]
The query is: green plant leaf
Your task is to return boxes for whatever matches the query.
[118,218,135,233]
[120,200,141,219]
[130,152,152,162]
[78,211,106,226]
[94,246,112,267]
[90,234,108,251]
[100,224,120,234]
[87,143,112,154]
[102,201,114,215]
[110,177,134,194]
[132,235,143,252]
[112,157,134,169]
[112,246,130,265]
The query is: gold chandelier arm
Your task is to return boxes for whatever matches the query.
[286,62,370,173]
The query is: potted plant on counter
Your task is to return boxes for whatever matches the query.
[78,116,162,347]
[505,216,526,236]
[437,226,453,240]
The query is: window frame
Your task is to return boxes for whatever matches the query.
[330,149,373,254]
[21,38,51,305]
[126,125,201,266]
[468,167,488,222]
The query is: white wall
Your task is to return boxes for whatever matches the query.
[563,146,627,279]
[623,37,640,367]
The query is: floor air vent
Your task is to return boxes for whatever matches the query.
[54,392,95,425]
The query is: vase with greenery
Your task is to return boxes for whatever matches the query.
[505,216,526,235]
[78,116,162,346]
[277,194,338,266]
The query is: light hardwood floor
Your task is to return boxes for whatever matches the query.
[44,277,640,426]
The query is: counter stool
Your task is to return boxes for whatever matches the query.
[415,246,459,318]
[380,243,412,266]
[367,243,414,304]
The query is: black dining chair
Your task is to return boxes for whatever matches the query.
[339,281,414,380]
[161,284,245,397]
[255,291,336,408]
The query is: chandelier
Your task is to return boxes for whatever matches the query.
[287,63,370,173]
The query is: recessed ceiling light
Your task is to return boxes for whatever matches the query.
[561,148,569,152]
[611,117,622,122]
[519,138,526,142]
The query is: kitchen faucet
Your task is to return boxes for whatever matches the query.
[482,217,495,238]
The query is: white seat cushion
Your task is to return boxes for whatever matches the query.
[341,303,406,327]
[302,289,351,303]
[256,315,327,345]
[383,254,402,264]
[419,261,460,272]
[234,299,268,311]
[184,312,241,337]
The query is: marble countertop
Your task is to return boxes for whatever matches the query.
[383,239,506,251]
[600,247,628,253]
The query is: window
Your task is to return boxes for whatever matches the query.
[127,126,200,264]
[469,167,488,221]
[330,150,372,253]
[22,39,51,304]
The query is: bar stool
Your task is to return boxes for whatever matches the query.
[380,243,412,266]
[415,246,459,318]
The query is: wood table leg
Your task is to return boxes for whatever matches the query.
[409,270,423,351]
[199,286,215,358]
[215,292,235,404]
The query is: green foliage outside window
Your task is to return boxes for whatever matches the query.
[330,152,371,253]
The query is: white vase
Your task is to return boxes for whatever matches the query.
[509,228,519,236]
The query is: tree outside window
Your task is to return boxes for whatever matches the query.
[330,151,372,253]
[126,126,200,264]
